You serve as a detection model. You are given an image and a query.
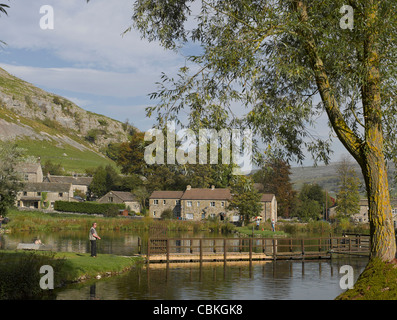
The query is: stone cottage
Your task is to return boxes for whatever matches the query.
[97,190,141,213]
[149,185,277,222]
[149,190,184,219]
[43,173,93,196]
[16,182,73,210]
[14,162,43,183]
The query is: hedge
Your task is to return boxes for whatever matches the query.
[54,201,125,215]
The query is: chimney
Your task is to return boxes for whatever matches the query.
[186,185,191,190]
[211,185,215,190]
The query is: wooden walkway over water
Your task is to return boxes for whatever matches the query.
[143,235,370,264]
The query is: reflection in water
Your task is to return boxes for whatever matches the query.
[55,257,368,300]
[1,230,368,300]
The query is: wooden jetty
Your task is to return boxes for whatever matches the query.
[143,235,370,264]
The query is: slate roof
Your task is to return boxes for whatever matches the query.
[45,175,93,186]
[261,194,276,202]
[149,191,184,199]
[99,191,138,202]
[14,163,41,174]
[181,188,232,200]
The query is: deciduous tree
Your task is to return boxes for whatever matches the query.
[131,0,397,261]
[0,142,24,216]
[336,156,361,218]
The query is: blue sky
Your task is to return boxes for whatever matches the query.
[0,0,348,166]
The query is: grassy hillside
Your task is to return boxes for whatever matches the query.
[291,162,397,197]
[0,67,129,174]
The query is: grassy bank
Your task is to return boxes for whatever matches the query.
[0,250,143,299]
[336,258,397,300]
[4,209,204,233]
[236,225,287,237]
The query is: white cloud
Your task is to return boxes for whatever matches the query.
[1,0,181,71]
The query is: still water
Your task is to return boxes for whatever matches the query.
[0,230,368,300]
[55,257,367,300]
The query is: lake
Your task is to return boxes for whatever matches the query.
[0,230,369,300]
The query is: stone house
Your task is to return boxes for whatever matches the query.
[97,191,141,213]
[149,190,184,219]
[14,163,43,183]
[351,199,397,224]
[16,182,73,210]
[260,194,278,222]
[180,185,234,221]
[149,185,277,222]
[43,173,93,196]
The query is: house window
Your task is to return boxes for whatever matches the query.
[59,193,63,197]
[210,201,215,207]
[210,213,216,218]
[176,200,180,205]
[201,213,205,220]
[153,200,158,205]
[186,213,194,220]
[392,209,397,215]
[37,192,41,196]
[24,174,29,181]
[109,197,114,203]
[187,201,192,207]
[153,211,156,217]
[221,201,225,207]
[163,200,166,205]
[23,191,27,196]
[197,201,200,207]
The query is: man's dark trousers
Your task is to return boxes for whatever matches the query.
[90,240,97,257]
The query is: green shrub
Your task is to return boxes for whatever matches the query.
[0,251,65,300]
[54,201,125,215]
[161,209,174,220]
[104,205,119,217]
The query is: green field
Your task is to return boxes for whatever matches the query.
[15,138,118,174]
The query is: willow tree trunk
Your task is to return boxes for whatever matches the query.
[361,149,396,260]
[294,0,396,261]
[359,0,396,261]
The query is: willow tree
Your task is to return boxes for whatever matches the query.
[131,0,397,261]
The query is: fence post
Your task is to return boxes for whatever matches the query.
[166,238,170,264]
[224,238,227,263]
[249,238,253,262]
[147,238,151,264]
[200,238,203,263]
[138,237,141,254]
[301,239,305,257]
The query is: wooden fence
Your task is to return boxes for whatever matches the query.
[144,234,370,263]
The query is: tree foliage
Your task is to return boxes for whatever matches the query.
[253,158,296,218]
[0,142,24,216]
[336,156,361,218]
[228,176,262,224]
[131,0,397,260]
